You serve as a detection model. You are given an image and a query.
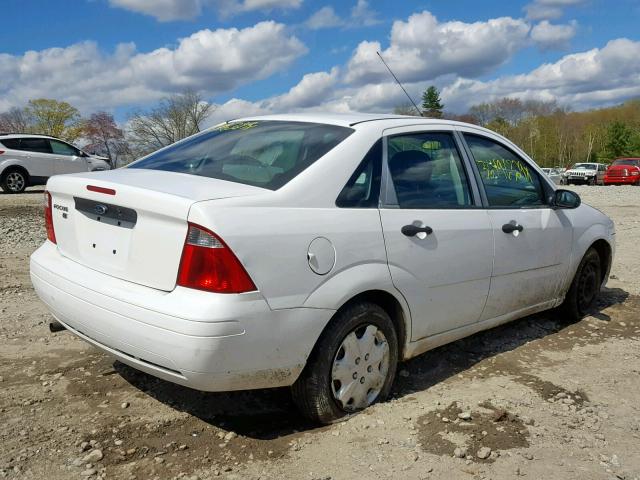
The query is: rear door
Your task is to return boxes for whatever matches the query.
[49,139,88,174]
[19,137,55,178]
[378,128,493,340]
[460,132,573,320]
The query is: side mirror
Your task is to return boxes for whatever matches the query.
[551,189,581,209]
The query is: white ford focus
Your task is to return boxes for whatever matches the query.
[31,114,615,423]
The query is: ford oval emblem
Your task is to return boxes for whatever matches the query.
[94,204,108,215]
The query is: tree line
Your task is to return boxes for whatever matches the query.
[396,86,640,167]
[2,85,639,169]
[0,91,214,168]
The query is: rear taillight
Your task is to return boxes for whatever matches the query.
[44,191,56,244]
[0,150,5,155]
[177,223,256,294]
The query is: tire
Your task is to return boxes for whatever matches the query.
[588,176,596,186]
[559,248,602,322]
[291,301,398,424]
[1,168,28,193]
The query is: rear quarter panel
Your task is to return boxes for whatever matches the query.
[187,204,393,311]
[558,204,615,294]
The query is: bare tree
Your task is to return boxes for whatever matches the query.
[128,90,215,155]
[0,107,32,133]
[83,112,125,167]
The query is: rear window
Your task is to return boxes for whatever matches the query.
[613,159,640,166]
[0,138,20,149]
[129,121,354,190]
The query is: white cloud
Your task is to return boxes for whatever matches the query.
[203,36,640,124]
[264,68,340,110]
[0,22,306,112]
[305,6,344,30]
[304,1,381,31]
[350,0,381,27]
[531,20,578,50]
[109,0,302,21]
[524,0,587,20]
[345,11,530,86]
[441,38,640,111]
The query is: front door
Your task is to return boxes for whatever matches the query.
[379,130,493,340]
[49,139,87,175]
[462,133,573,320]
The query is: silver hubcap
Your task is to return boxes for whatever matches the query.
[6,172,25,192]
[331,324,390,411]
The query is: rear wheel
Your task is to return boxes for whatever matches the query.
[559,248,602,322]
[1,168,28,193]
[292,301,398,424]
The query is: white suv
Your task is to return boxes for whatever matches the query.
[30,114,615,423]
[0,134,111,193]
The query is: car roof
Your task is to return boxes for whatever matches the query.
[227,112,489,130]
[0,133,56,140]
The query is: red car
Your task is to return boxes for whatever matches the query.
[604,158,640,185]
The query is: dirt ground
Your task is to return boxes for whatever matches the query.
[1,185,639,480]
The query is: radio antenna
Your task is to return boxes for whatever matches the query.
[376,51,423,117]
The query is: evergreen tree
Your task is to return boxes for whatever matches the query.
[421,86,444,118]
[606,121,632,158]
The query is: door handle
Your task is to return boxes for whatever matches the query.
[401,224,433,237]
[502,223,524,234]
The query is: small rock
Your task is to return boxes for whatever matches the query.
[80,469,97,477]
[120,402,129,409]
[477,447,492,459]
[80,442,91,452]
[82,449,103,463]
[114,440,123,446]
[224,431,237,441]
[454,447,467,458]
[458,412,472,421]
[154,457,164,464]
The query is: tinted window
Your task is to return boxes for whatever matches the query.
[50,139,79,156]
[130,121,353,190]
[20,138,52,154]
[387,132,472,209]
[464,134,545,208]
[336,140,382,208]
[0,138,20,149]
[612,159,639,166]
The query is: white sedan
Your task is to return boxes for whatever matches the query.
[30,114,615,424]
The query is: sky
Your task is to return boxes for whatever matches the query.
[1,0,639,126]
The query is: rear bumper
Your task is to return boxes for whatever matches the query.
[604,176,638,184]
[30,242,333,391]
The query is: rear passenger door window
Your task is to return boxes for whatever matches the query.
[387,132,472,208]
[20,138,52,154]
[463,134,545,208]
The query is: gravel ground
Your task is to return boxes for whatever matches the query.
[0,185,639,480]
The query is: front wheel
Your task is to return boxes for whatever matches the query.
[292,301,398,424]
[559,248,602,322]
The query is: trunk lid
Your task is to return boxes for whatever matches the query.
[46,169,266,291]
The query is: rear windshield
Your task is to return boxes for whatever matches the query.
[613,159,640,166]
[129,121,353,190]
